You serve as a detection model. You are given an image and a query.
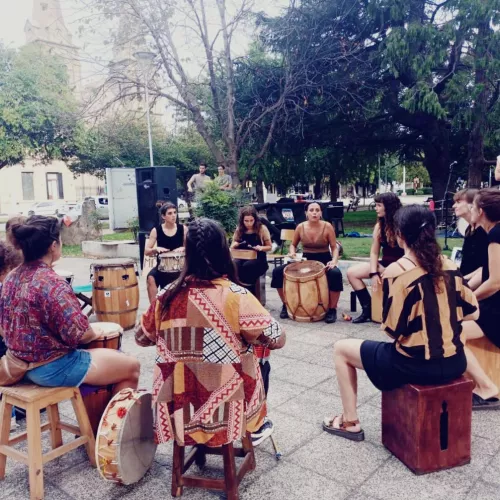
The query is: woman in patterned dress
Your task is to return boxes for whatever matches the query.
[135,217,286,447]
[323,205,478,441]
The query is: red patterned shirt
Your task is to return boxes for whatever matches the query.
[0,261,89,363]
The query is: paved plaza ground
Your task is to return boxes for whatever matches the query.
[2,257,500,500]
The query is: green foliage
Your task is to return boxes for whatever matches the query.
[127,217,140,243]
[87,210,103,240]
[194,182,241,234]
[0,44,78,167]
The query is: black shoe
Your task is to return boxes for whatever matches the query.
[280,304,289,319]
[352,308,371,324]
[325,308,337,324]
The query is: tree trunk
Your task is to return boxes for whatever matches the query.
[329,171,337,202]
[256,170,264,203]
[314,173,322,199]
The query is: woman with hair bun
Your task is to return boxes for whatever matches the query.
[462,189,500,409]
[0,216,140,392]
[347,192,403,323]
[323,205,478,441]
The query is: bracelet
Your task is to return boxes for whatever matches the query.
[369,272,380,278]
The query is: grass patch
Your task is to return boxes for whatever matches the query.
[343,211,377,226]
[339,237,372,260]
[62,245,83,257]
[102,231,134,241]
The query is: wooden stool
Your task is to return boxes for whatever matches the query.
[382,377,473,475]
[0,384,96,500]
[467,336,500,390]
[172,433,255,500]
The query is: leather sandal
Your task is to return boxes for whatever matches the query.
[322,415,365,441]
[472,393,500,411]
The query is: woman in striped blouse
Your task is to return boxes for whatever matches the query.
[323,205,479,441]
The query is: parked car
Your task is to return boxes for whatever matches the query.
[24,201,65,217]
[83,196,109,219]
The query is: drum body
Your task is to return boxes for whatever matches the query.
[91,259,139,330]
[96,389,157,485]
[158,250,185,273]
[284,261,329,322]
[230,248,257,260]
[85,322,123,350]
[80,384,114,435]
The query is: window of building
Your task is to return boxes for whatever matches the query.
[46,173,64,199]
[21,172,35,200]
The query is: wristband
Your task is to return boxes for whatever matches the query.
[369,272,380,278]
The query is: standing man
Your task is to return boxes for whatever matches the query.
[145,202,186,303]
[214,164,232,190]
[187,163,211,196]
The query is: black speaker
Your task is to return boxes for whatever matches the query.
[136,166,178,232]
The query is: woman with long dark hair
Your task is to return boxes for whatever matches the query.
[323,205,478,441]
[0,216,140,392]
[347,192,403,323]
[231,206,272,287]
[462,189,500,408]
[271,202,343,323]
[135,218,286,447]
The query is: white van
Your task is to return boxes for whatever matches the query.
[84,196,109,219]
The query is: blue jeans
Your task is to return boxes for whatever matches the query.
[25,350,92,387]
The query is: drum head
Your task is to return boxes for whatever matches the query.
[92,258,135,269]
[91,322,123,338]
[285,260,325,279]
[55,269,74,279]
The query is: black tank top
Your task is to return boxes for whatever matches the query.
[240,232,266,263]
[156,223,184,251]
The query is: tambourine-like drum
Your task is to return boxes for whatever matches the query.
[91,259,139,330]
[230,248,257,260]
[85,322,123,350]
[284,260,329,322]
[96,389,157,485]
[158,250,185,273]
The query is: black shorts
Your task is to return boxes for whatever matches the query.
[360,340,466,392]
[147,266,180,290]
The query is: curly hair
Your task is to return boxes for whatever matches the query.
[161,218,239,312]
[234,206,263,242]
[394,205,444,291]
[374,192,402,247]
[0,241,23,281]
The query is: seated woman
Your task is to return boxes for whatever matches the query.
[145,202,186,303]
[271,202,343,323]
[323,205,478,441]
[231,206,272,290]
[452,189,489,287]
[135,217,286,447]
[347,192,403,323]
[0,216,140,393]
[462,189,500,408]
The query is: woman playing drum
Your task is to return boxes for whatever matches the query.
[0,216,140,393]
[347,193,403,323]
[452,189,489,284]
[323,205,478,441]
[145,202,186,303]
[271,202,343,324]
[135,218,286,447]
[462,189,500,409]
[231,206,272,287]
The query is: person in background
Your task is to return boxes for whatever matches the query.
[187,163,211,196]
[462,189,500,409]
[452,189,489,282]
[135,218,285,448]
[214,164,232,190]
[271,202,343,324]
[323,206,478,441]
[231,206,272,292]
[5,215,26,249]
[0,216,140,393]
[347,193,403,323]
[145,202,186,303]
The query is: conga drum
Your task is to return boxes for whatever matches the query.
[80,384,114,435]
[96,389,157,485]
[284,261,329,322]
[85,322,123,350]
[91,259,139,330]
[158,250,186,273]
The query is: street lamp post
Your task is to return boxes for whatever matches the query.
[134,51,156,168]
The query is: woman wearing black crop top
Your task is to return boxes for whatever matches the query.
[347,193,403,323]
[462,189,500,409]
[145,202,186,303]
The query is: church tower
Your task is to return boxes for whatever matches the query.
[25,0,82,96]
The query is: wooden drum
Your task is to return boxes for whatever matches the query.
[284,261,329,322]
[91,259,139,330]
[80,384,114,436]
[158,250,185,273]
[467,336,500,391]
[230,248,257,260]
[85,322,123,350]
[96,389,157,485]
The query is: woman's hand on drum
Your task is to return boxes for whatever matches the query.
[156,247,169,254]
[326,260,338,270]
[253,245,264,252]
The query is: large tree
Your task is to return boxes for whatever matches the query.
[0,44,78,168]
